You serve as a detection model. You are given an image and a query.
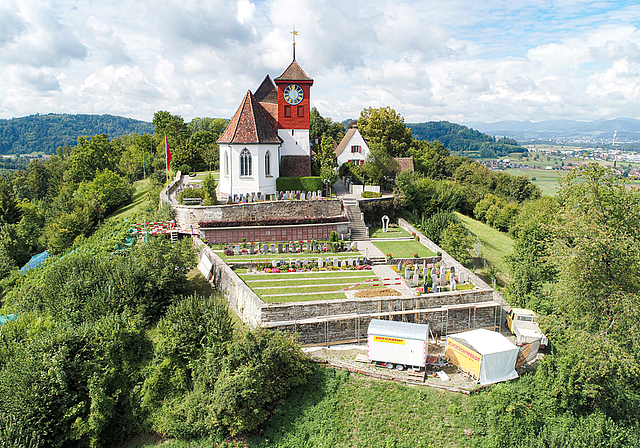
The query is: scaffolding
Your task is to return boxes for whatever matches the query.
[263,300,503,347]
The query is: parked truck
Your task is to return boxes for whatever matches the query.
[506,308,548,347]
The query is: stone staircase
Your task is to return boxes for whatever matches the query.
[344,200,370,241]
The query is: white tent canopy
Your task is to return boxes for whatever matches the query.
[448,329,519,385]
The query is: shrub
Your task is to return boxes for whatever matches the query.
[361,191,382,198]
[418,210,458,245]
[276,176,324,192]
[177,164,191,174]
[329,231,338,242]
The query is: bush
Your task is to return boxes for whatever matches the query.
[361,191,382,198]
[177,164,191,174]
[418,210,457,245]
[329,231,338,242]
[276,176,324,192]
[360,198,395,225]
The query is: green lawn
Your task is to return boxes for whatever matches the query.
[456,212,513,288]
[110,178,161,220]
[189,171,220,180]
[139,367,474,448]
[369,225,411,238]
[372,240,435,258]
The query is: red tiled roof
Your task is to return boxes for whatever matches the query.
[217,91,282,145]
[254,75,278,104]
[274,61,313,82]
[394,157,414,172]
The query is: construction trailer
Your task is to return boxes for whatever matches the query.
[445,329,519,385]
[367,319,429,371]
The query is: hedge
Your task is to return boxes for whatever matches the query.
[276,177,324,192]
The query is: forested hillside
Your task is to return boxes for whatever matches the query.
[408,121,523,157]
[0,114,154,155]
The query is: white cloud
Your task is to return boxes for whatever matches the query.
[2,0,640,123]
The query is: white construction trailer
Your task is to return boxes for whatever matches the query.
[367,319,429,371]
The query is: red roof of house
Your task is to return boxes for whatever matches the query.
[394,157,414,172]
[274,61,313,82]
[217,91,282,145]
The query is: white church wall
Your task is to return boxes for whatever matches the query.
[219,144,279,198]
[278,129,310,157]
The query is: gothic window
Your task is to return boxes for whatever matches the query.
[224,151,229,175]
[240,148,252,176]
[265,151,271,177]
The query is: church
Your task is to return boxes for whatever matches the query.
[217,56,313,199]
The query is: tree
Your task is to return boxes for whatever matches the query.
[67,134,122,183]
[440,222,472,266]
[0,177,21,225]
[362,142,398,186]
[358,107,413,157]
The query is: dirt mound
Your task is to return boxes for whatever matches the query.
[354,288,402,298]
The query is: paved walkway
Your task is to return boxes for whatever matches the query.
[372,264,414,296]
[356,240,386,259]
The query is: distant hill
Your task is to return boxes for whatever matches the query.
[464,118,640,143]
[0,113,154,155]
[407,121,523,157]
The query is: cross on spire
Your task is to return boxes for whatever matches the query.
[291,26,298,61]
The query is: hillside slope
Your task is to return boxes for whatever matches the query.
[0,113,154,154]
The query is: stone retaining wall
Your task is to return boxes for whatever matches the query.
[174,198,344,227]
[202,222,349,244]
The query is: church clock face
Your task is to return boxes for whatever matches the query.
[283,84,304,105]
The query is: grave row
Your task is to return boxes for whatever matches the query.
[226,190,325,204]
[400,262,467,291]
[229,241,358,255]
[256,256,371,269]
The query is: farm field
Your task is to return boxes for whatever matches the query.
[504,168,561,196]
[372,240,436,258]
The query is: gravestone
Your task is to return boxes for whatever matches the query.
[277,243,283,253]
[352,241,358,250]
[295,192,300,200]
[234,245,241,255]
[318,258,324,268]
[284,243,289,253]
[450,266,455,275]
[317,190,322,199]
[303,258,309,266]
[432,273,438,286]
[306,242,311,252]
[405,268,412,279]
[312,191,317,200]
[270,243,277,254]
[348,258,353,267]
[356,257,361,265]
[325,242,331,251]
[326,257,331,266]
[312,242,318,252]
[459,271,465,283]
[365,247,370,259]
[249,244,255,255]
[440,272,447,286]
[260,193,265,201]
[333,257,339,267]
[413,271,420,287]
[292,243,297,252]
[263,244,269,253]
[279,259,285,266]
[340,241,344,251]
[272,260,278,267]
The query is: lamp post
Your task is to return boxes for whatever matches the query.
[323,179,329,198]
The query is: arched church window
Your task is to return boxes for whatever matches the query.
[240,148,252,176]
[265,151,271,177]
[224,151,229,176]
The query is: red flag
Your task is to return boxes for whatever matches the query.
[165,131,172,170]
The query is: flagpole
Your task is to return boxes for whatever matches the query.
[165,130,169,191]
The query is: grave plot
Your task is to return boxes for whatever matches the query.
[237,269,384,303]
[217,241,361,262]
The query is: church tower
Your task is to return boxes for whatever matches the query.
[274,60,313,177]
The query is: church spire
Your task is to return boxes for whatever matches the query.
[291,26,298,61]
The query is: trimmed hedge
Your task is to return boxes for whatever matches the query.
[361,191,382,198]
[276,176,324,192]
[199,215,348,228]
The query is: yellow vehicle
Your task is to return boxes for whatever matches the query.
[506,308,548,346]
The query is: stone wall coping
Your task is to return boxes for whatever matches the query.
[200,221,345,231]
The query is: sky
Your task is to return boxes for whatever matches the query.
[2,0,640,124]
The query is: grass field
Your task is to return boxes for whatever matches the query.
[456,212,513,288]
[137,367,474,448]
[504,168,561,196]
[110,178,161,220]
[369,225,411,238]
[189,171,220,180]
[372,240,435,258]
[237,270,379,303]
